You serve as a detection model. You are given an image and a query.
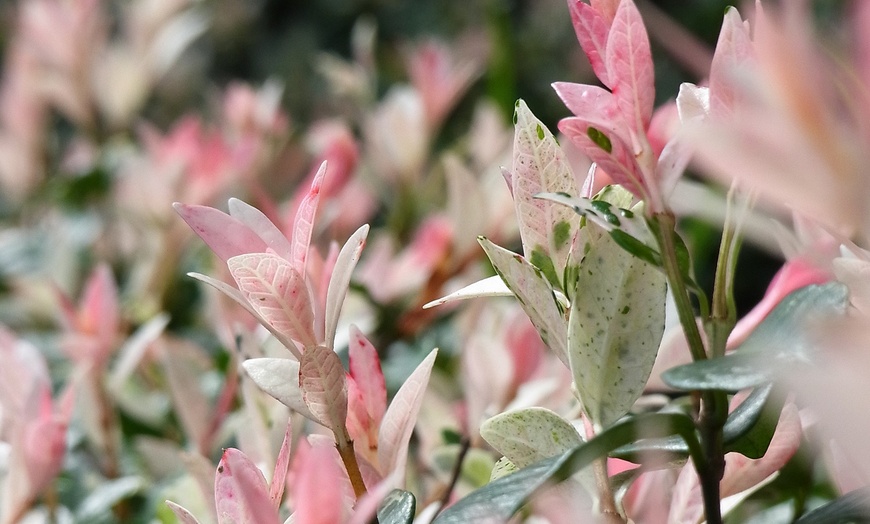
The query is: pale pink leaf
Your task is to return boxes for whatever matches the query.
[346,375,375,455]
[79,263,119,352]
[559,117,647,200]
[377,348,438,479]
[228,198,293,262]
[174,202,267,263]
[655,133,693,200]
[215,448,280,524]
[511,100,580,285]
[478,238,569,366]
[568,0,613,87]
[422,275,513,309]
[299,344,349,434]
[241,358,317,421]
[165,501,203,524]
[590,0,619,23]
[551,82,626,142]
[269,418,293,509]
[293,443,349,524]
[291,160,327,274]
[605,0,655,132]
[228,253,318,349]
[720,402,802,497]
[324,224,369,350]
[709,7,754,116]
[188,272,302,358]
[675,83,710,122]
[348,324,387,426]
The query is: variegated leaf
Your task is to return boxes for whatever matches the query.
[511,100,580,290]
[174,202,267,263]
[228,198,293,262]
[480,407,583,468]
[348,324,386,426]
[299,344,349,437]
[228,252,318,349]
[567,220,666,427]
[479,238,569,366]
[378,349,438,480]
[188,272,302,358]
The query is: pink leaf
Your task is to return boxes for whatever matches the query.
[188,272,302,357]
[269,419,293,509]
[605,0,655,132]
[214,448,280,524]
[721,402,802,497]
[293,443,349,524]
[511,100,580,283]
[174,202,267,264]
[346,375,375,455]
[291,160,327,275]
[78,263,119,352]
[228,253,318,349]
[559,117,647,200]
[299,344,349,436]
[709,7,754,116]
[348,325,387,427]
[478,238,569,367]
[568,0,613,87]
[324,224,369,350]
[551,82,624,139]
[377,348,438,480]
[228,198,293,262]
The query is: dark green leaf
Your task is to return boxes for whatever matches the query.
[587,126,613,153]
[795,489,870,523]
[609,229,662,267]
[661,283,848,391]
[723,384,781,458]
[434,413,698,523]
[378,489,416,524]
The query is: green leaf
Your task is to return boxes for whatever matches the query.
[661,283,849,391]
[567,220,667,427]
[480,408,583,468]
[378,489,416,524]
[794,489,870,523]
[434,413,698,524]
[587,126,613,153]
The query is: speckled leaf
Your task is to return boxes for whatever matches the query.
[479,237,569,366]
[299,344,349,434]
[490,456,518,481]
[511,100,580,290]
[568,221,666,427]
[228,252,317,349]
[480,407,583,468]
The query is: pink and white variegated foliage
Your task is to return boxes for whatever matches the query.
[174,160,438,515]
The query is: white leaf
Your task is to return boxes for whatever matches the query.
[422,275,513,309]
[242,358,317,422]
[324,224,369,350]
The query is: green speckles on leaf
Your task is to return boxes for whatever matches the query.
[479,407,583,469]
[536,123,545,140]
[587,126,613,153]
[621,305,630,315]
[553,221,571,249]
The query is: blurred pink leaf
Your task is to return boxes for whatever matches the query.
[214,448,280,524]
[479,238,569,366]
[348,325,387,428]
[708,7,754,116]
[377,348,437,480]
[605,0,655,133]
[291,160,327,275]
[299,344,349,434]
[293,444,349,524]
[228,253,317,349]
[510,100,580,284]
[567,0,612,87]
[324,224,369,350]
